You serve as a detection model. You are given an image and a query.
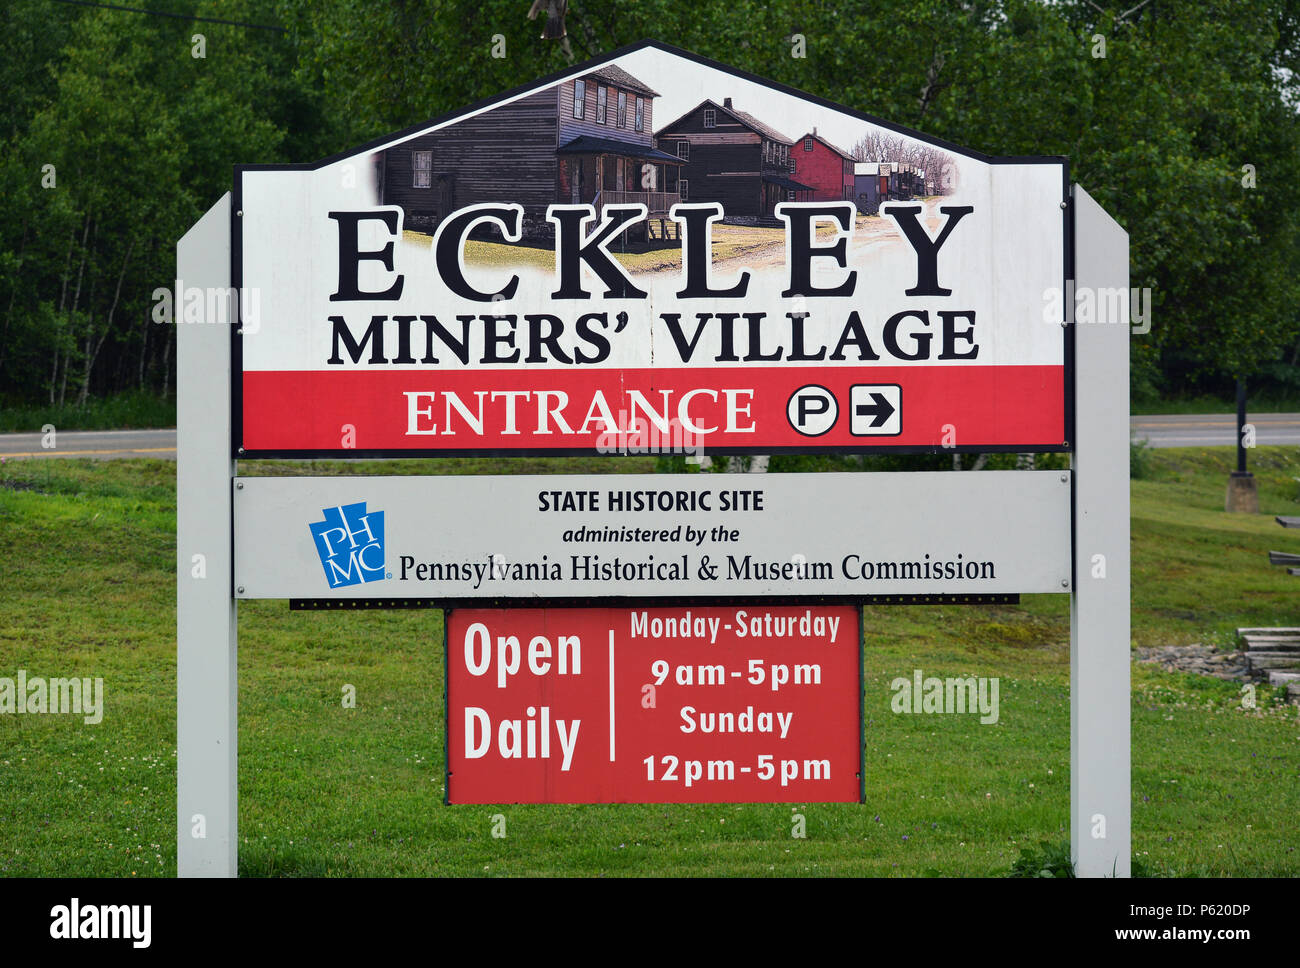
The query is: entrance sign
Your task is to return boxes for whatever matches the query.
[445,607,861,803]
[233,471,1072,600]
[179,41,1131,878]
[233,45,1067,457]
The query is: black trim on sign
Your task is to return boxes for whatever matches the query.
[1067,184,1080,595]
[228,477,236,597]
[237,442,1071,461]
[230,39,1073,460]
[288,593,1022,610]
[857,606,865,804]
[442,608,450,807]
[1062,163,1076,453]
[230,172,244,459]
[290,598,441,610]
[858,593,1019,606]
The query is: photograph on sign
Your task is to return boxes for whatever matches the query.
[446,606,861,803]
[234,42,1067,457]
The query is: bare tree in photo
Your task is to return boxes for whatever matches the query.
[850,129,956,194]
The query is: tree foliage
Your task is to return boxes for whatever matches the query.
[1,0,1297,407]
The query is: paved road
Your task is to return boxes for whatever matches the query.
[0,428,177,459]
[0,414,1297,458]
[1130,413,1300,448]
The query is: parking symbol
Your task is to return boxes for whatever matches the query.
[787,385,837,436]
[850,384,901,436]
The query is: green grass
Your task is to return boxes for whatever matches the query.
[1131,394,1300,415]
[1129,446,1300,644]
[0,390,175,433]
[0,449,1297,876]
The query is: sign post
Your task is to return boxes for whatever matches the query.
[1070,185,1131,877]
[177,193,238,877]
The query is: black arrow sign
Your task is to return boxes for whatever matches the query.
[855,392,896,428]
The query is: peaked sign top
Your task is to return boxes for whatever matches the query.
[233,41,1069,458]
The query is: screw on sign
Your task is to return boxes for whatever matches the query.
[445,606,861,804]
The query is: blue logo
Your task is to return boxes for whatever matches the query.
[309,502,385,588]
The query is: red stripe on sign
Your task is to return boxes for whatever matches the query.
[241,365,1064,451]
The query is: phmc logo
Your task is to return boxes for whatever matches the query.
[309,502,386,588]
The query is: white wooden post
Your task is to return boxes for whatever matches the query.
[1070,184,1131,877]
[176,193,238,877]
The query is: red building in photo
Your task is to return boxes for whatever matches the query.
[791,128,855,203]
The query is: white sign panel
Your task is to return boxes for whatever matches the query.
[232,471,1072,600]
[234,41,1067,457]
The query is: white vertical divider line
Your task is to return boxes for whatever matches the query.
[609,630,616,762]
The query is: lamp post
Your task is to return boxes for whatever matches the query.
[1226,377,1259,512]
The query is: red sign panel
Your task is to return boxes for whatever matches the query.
[446,606,861,803]
[242,364,1063,452]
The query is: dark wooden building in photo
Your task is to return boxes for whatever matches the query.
[853,162,881,215]
[654,97,813,221]
[882,162,926,201]
[378,64,683,245]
